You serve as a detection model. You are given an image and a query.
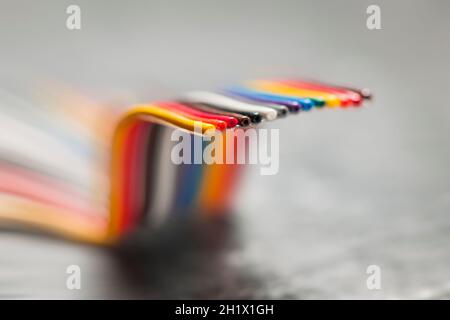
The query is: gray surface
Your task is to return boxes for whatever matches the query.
[1,0,450,299]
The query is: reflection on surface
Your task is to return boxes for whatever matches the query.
[108,214,264,299]
[0,214,265,299]
[1,0,450,299]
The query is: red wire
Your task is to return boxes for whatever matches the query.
[156,101,237,129]
[120,121,149,234]
[0,165,101,221]
[282,79,363,106]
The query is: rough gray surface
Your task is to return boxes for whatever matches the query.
[0,0,449,299]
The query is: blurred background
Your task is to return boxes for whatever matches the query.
[1,0,450,299]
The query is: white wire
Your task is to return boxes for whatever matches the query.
[182,91,278,121]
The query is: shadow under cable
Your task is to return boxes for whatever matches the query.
[107,212,265,299]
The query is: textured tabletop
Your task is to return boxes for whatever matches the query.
[0,0,449,299]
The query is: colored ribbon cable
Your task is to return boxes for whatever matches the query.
[225,86,311,111]
[155,101,234,130]
[181,102,252,127]
[223,92,289,117]
[248,80,341,107]
[237,84,325,109]
[0,78,370,243]
[182,91,278,121]
[283,79,362,106]
[144,126,179,228]
[281,80,353,106]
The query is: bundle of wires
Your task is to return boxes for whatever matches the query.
[0,79,371,244]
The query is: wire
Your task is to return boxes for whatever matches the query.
[282,80,353,106]
[225,86,310,111]
[182,91,278,121]
[224,92,289,117]
[155,101,230,130]
[0,193,107,243]
[181,102,252,127]
[248,80,341,107]
[0,79,370,242]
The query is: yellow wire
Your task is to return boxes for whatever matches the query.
[0,195,108,244]
[107,104,216,241]
[0,104,217,243]
[248,80,341,107]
